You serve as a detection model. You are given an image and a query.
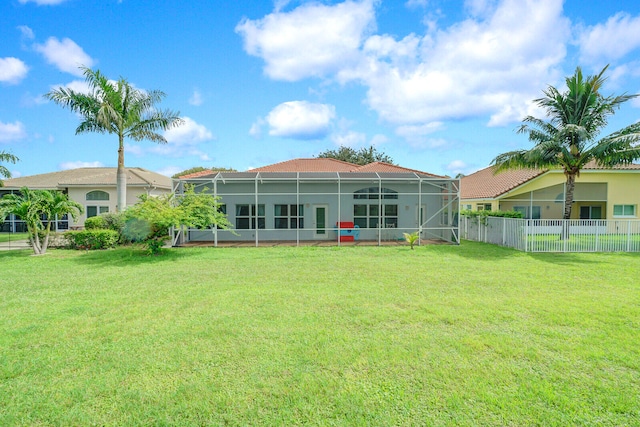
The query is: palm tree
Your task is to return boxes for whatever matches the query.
[45,67,183,211]
[0,150,19,184]
[0,188,83,255]
[492,65,640,221]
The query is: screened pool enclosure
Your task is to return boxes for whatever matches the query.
[172,171,460,247]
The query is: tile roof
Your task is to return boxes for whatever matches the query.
[461,161,640,199]
[2,167,172,190]
[461,166,545,199]
[250,158,358,172]
[179,158,444,178]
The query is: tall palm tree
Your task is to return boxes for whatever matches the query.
[492,65,640,220]
[45,67,183,211]
[0,150,19,184]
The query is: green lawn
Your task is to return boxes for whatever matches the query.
[0,232,28,243]
[1,242,638,426]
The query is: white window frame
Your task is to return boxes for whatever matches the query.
[613,204,636,218]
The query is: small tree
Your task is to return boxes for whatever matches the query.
[403,231,420,250]
[0,188,83,255]
[123,187,232,254]
[317,145,395,165]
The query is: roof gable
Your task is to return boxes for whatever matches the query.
[461,161,640,199]
[2,167,172,190]
[179,158,443,177]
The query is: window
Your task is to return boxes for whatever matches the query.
[354,204,398,228]
[354,187,398,200]
[236,204,265,229]
[580,206,602,220]
[86,190,110,201]
[274,204,304,229]
[477,203,492,211]
[613,204,636,217]
[87,206,109,218]
[514,205,541,219]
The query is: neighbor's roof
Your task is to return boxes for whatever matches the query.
[180,158,445,179]
[2,167,172,190]
[461,161,640,199]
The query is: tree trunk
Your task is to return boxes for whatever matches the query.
[561,173,577,240]
[116,135,127,212]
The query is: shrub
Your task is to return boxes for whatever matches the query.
[101,212,128,243]
[84,215,107,230]
[64,229,119,250]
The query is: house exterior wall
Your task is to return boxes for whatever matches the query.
[183,178,457,243]
[67,186,171,227]
[463,170,640,220]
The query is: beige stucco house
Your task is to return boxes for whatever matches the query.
[461,162,640,219]
[1,167,171,231]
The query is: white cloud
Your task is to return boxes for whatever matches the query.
[396,122,444,139]
[19,0,69,4]
[189,89,203,106]
[331,131,366,147]
[163,117,213,145]
[266,101,336,139]
[445,159,469,175]
[369,134,388,146]
[236,0,376,81]
[0,121,27,142]
[155,165,183,177]
[238,0,569,130]
[249,117,265,139]
[578,12,640,65]
[59,160,104,170]
[355,0,569,126]
[48,79,91,95]
[17,25,35,40]
[405,0,428,8]
[34,37,95,76]
[0,57,29,84]
[145,117,214,159]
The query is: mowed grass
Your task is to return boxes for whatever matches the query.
[1,242,638,426]
[0,232,29,243]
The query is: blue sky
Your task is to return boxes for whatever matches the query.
[2,0,640,178]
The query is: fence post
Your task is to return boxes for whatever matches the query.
[627,220,632,252]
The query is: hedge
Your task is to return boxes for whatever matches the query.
[64,229,119,250]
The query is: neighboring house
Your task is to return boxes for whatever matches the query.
[174,158,460,245]
[0,167,171,231]
[461,161,640,219]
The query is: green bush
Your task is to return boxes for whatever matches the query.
[64,229,119,250]
[461,209,523,219]
[84,215,107,230]
[101,212,128,243]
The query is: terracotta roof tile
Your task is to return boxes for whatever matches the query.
[355,161,444,177]
[461,161,640,199]
[179,169,217,179]
[2,167,171,190]
[246,158,443,176]
[461,166,546,199]
[250,158,357,172]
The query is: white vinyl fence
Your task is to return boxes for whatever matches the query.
[461,216,640,252]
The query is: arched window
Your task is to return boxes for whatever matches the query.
[86,190,110,201]
[353,187,398,200]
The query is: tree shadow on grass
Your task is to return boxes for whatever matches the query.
[455,240,615,266]
[69,246,202,267]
